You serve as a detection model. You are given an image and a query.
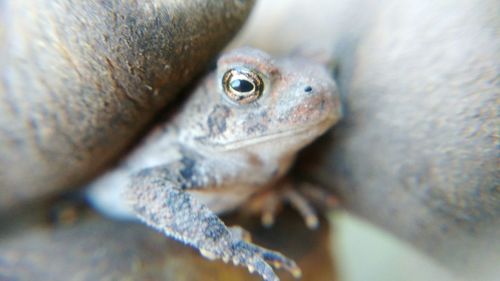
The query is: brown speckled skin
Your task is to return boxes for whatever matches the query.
[0,0,255,211]
[88,47,341,281]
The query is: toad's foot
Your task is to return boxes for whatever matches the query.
[202,227,302,281]
[126,165,301,281]
[245,180,339,229]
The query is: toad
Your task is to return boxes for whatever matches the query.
[87,47,341,281]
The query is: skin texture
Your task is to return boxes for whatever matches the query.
[87,47,341,281]
[0,0,255,211]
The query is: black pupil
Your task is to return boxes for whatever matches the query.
[230,79,254,93]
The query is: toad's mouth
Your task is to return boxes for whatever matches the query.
[214,116,336,151]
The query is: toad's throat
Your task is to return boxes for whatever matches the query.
[213,117,335,151]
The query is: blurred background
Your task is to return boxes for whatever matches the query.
[331,212,454,281]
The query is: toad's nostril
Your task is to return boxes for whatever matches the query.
[304,86,313,93]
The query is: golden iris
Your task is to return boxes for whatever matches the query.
[222,68,264,104]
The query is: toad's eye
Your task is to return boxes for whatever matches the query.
[222,68,264,104]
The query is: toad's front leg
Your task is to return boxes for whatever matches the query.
[125,164,301,281]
